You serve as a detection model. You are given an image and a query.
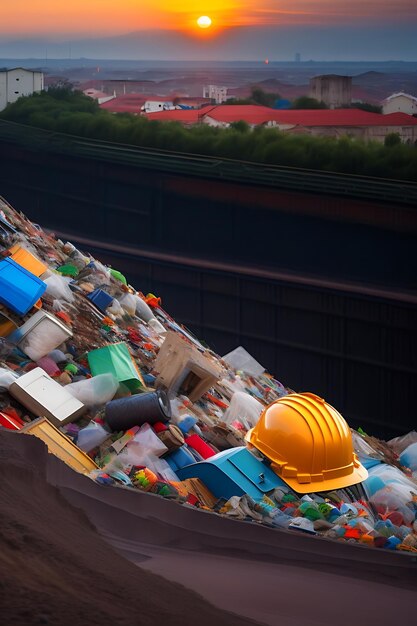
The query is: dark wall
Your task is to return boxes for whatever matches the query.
[0,143,416,290]
[0,142,416,437]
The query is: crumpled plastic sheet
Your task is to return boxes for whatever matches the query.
[222,391,264,430]
[400,442,417,473]
[352,430,385,462]
[77,421,110,453]
[0,367,19,391]
[389,431,417,455]
[66,373,119,406]
[44,272,75,303]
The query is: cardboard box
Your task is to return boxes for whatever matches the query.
[154,331,223,402]
[9,367,86,426]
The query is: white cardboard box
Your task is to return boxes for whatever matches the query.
[9,367,86,426]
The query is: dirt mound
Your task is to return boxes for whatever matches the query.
[0,431,260,626]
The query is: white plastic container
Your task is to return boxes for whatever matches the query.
[9,367,86,426]
[11,310,72,361]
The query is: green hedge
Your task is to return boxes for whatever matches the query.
[1,89,416,181]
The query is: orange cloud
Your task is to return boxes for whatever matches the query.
[1,0,167,36]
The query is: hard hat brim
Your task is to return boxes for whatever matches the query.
[280,462,368,494]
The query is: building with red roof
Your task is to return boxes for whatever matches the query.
[100,95,146,114]
[202,106,417,143]
[100,99,417,143]
[82,88,114,105]
[145,106,217,127]
[100,94,175,115]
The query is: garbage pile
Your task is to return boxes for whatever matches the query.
[1,195,417,555]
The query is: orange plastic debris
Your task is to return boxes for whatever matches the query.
[145,293,161,308]
[55,311,72,325]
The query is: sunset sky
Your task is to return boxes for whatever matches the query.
[1,1,417,59]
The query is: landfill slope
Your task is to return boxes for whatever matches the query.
[1,196,417,625]
[2,430,417,626]
[0,430,262,626]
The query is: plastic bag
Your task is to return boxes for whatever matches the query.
[365,464,417,526]
[370,486,416,526]
[222,391,264,430]
[147,318,166,335]
[115,445,155,473]
[66,373,119,406]
[222,346,265,377]
[389,431,417,455]
[119,293,137,316]
[135,297,155,323]
[44,273,74,303]
[113,427,168,472]
[106,299,124,318]
[77,421,110,453]
[52,299,70,313]
[89,261,111,284]
[36,356,61,377]
[142,453,179,482]
[48,349,67,364]
[129,423,168,457]
[219,376,247,396]
[400,442,417,472]
[0,367,19,391]
[0,337,15,360]
[78,262,111,288]
[351,430,385,462]
[68,248,89,270]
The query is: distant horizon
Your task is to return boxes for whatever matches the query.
[1,57,417,67]
[1,58,417,64]
[0,22,416,62]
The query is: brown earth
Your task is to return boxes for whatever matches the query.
[2,429,417,626]
[0,430,261,626]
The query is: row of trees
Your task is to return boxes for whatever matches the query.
[225,88,382,112]
[1,89,416,181]
[225,89,328,109]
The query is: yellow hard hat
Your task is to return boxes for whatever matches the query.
[246,392,367,493]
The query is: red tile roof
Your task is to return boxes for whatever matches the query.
[204,105,280,125]
[382,112,417,125]
[100,95,146,113]
[272,109,417,127]
[99,99,417,127]
[206,107,417,127]
[145,107,217,124]
[83,89,108,99]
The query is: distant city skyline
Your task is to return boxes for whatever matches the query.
[1,1,417,60]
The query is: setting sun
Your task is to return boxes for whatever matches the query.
[197,15,212,29]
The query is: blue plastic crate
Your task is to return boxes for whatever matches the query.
[0,258,46,316]
[177,447,286,501]
[87,288,113,313]
[165,445,197,471]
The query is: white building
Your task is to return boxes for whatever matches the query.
[82,88,115,105]
[203,85,228,104]
[382,93,417,116]
[141,99,175,113]
[0,68,44,112]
